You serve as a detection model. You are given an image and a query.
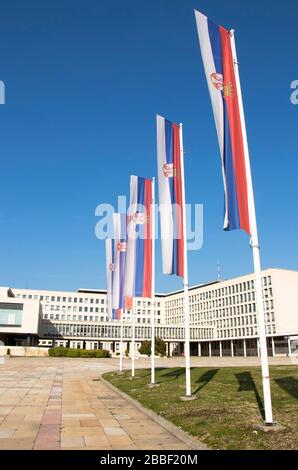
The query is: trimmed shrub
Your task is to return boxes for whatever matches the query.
[48,347,110,358]
[66,348,80,358]
[94,349,110,358]
[79,349,90,358]
[48,347,65,357]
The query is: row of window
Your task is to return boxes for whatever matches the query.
[42,323,214,341]
[219,324,276,339]
[43,314,107,322]
[136,300,161,307]
[16,293,106,305]
[165,276,272,308]
[43,313,162,325]
[166,300,274,322]
[43,305,107,313]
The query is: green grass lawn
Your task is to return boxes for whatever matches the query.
[103,366,298,450]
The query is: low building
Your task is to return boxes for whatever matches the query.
[0,288,42,346]
[0,268,297,357]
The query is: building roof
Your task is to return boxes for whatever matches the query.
[77,288,107,294]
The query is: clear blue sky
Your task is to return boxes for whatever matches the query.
[0,0,297,293]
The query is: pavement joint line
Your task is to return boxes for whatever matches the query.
[33,365,63,450]
[99,375,208,451]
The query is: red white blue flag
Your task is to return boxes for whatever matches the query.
[124,175,153,308]
[156,115,184,277]
[112,213,127,320]
[195,10,251,235]
[105,238,115,320]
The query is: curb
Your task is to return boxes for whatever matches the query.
[100,375,208,451]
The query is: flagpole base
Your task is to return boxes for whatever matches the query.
[179,395,197,402]
[147,383,160,389]
[253,422,286,433]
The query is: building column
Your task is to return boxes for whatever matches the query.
[219,341,222,357]
[271,337,275,357]
[288,337,292,357]
[257,339,260,357]
[231,340,234,357]
[198,342,201,357]
[209,342,212,357]
[243,339,247,358]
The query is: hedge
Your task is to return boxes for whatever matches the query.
[48,347,110,358]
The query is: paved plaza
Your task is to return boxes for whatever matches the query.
[0,356,294,450]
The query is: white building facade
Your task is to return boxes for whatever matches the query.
[0,268,297,357]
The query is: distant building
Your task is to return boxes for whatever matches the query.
[0,287,42,346]
[0,268,297,357]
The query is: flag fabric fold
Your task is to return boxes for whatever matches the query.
[124,175,152,308]
[194,10,251,235]
[156,115,184,277]
[112,213,127,320]
[105,238,114,320]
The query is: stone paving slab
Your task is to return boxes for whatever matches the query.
[0,357,196,450]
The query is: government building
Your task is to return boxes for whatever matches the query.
[0,268,297,357]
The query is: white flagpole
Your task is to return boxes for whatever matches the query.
[179,123,192,397]
[119,312,123,373]
[150,177,156,385]
[131,298,135,378]
[230,30,273,424]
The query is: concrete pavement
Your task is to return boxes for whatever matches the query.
[0,355,294,450]
[0,357,192,450]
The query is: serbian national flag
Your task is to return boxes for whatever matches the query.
[195,10,251,235]
[105,238,114,320]
[112,213,127,320]
[124,176,152,309]
[156,115,184,277]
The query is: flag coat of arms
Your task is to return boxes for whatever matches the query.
[156,115,184,277]
[124,175,152,308]
[195,10,251,235]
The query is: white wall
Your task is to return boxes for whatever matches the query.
[0,297,41,335]
[272,269,298,335]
